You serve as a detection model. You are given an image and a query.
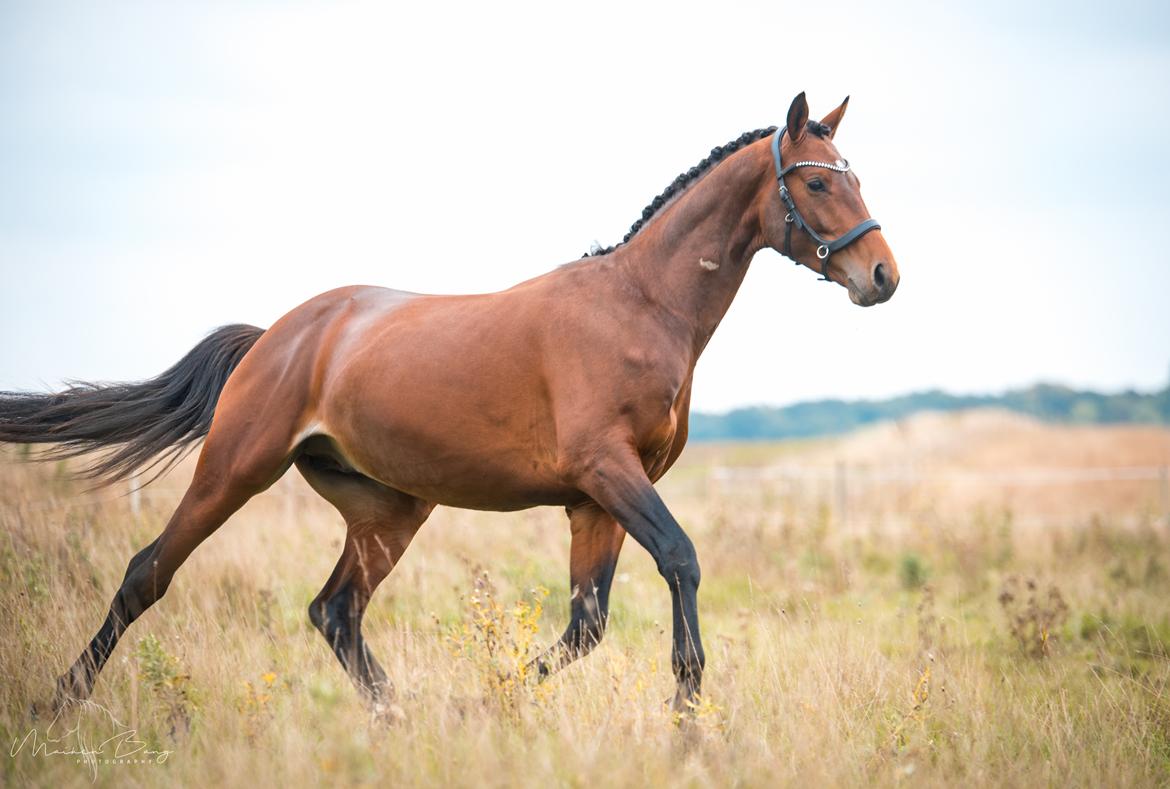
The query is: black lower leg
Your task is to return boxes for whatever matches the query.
[535,572,616,678]
[564,580,614,655]
[56,543,166,704]
[532,505,625,679]
[309,582,388,697]
[575,455,706,711]
[668,576,705,708]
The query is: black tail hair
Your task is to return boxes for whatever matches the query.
[0,324,265,484]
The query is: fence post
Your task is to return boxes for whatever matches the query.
[835,460,848,531]
[284,474,296,530]
[128,474,141,518]
[1161,465,1169,529]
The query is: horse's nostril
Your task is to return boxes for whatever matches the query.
[873,262,888,290]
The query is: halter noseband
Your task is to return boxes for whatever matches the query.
[771,127,881,282]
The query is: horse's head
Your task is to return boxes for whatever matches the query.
[763,92,899,306]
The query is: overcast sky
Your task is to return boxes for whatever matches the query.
[2,1,1168,412]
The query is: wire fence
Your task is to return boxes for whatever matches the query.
[710,464,1170,485]
[7,463,1170,531]
[707,463,1170,529]
[9,473,319,517]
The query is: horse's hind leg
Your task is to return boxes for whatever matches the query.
[53,430,294,708]
[297,457,432,702]
[530,502,626,679]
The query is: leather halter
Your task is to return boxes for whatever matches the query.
[771,127,881,282]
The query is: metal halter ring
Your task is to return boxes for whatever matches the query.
[785,212,794,223]
[816,244,830,260]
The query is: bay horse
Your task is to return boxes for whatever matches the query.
[0,93,898,713]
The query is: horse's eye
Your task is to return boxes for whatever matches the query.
[807,178,826,193]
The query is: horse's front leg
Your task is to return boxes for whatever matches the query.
[573,449,704,711]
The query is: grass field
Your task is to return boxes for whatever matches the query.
[2,411,1169,787]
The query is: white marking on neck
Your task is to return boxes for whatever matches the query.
[699,258,719,271]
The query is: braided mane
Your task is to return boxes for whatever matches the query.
[584,120,834,257]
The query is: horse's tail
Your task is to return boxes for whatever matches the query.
[0,324,265,484]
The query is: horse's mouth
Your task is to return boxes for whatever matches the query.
[847,280,876,307]
[847,278,894,307]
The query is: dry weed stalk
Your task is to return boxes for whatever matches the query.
[445,567,549,712]
[134,633,195,739]
[998,575,1069,658]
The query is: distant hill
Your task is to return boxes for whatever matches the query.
[689,382,1170,441]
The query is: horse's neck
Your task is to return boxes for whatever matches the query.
[616,141,771,357]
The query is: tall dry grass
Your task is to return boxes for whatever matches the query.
[1,414,1169,787]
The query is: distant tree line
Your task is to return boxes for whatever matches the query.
[689,381,1170,441]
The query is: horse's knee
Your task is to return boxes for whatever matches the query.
[657,537,700,590]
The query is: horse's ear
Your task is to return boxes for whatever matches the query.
[786,92,809,144]
[819,96,850,140]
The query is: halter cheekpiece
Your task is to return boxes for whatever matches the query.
[771,127,881,281]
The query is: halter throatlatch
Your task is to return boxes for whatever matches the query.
[771,127,881,282]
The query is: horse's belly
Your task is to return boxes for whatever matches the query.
[318,381,573,509]
[350,438,577,510]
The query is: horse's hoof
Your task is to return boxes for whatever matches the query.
[51,696,76,717]
[667,688,700,718]
[371,702,407,726]
[29,698,50,721]
[53,673,85,703]
[32,688,77,721]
